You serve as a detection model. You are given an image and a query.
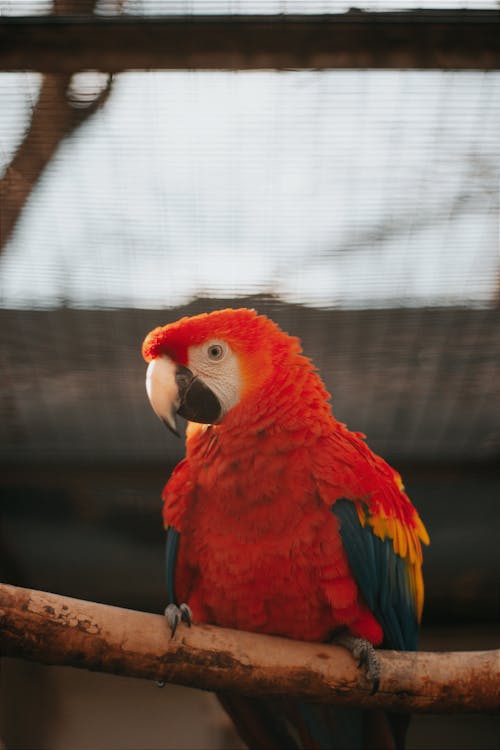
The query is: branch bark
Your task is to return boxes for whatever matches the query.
[0,584,498,714]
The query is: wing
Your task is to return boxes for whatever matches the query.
[314,426,429,651]
[165,525,180,605]
[162,458,193,606]
[331,497,427,651]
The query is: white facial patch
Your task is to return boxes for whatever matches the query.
[187,340,242,419]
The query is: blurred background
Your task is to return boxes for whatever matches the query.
[0,1,499,748]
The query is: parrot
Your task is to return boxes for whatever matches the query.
[142,307,429,750]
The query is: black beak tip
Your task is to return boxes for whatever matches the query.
[161,417,180,438]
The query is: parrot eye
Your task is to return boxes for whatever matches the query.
[207,343,225,361]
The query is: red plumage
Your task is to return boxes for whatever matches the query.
[144,308,427,643]
[143,308,429,749]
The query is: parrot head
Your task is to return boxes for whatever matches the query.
[142,308,303,435]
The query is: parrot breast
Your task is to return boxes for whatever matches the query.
[164,415,383,645]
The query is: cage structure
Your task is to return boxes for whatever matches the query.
[0,3,499,749]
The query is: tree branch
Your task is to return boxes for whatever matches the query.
[0,0,113,253]
[0,584,498,714]
[0,73,112,252]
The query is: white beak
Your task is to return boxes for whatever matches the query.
[145,356,180,435]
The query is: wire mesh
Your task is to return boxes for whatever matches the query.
[1,70,499,310]
[0,45,499,466]
[0,0,499,15]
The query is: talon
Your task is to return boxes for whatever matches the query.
[332,632,381,695]
[179,603,192,626]
[164,603,192,637]
[164,603,181,637]
[370,676,380,696]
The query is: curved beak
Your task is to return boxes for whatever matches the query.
[146,356,221,436]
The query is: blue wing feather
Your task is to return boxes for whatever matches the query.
[332,499,418,651]
[165,525,180,605]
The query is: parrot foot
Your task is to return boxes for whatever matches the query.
[164,603,192,638]
[334,633,381,694]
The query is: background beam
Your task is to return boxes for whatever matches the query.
[1,12,500,72]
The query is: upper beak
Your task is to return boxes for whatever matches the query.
[146,356,181,435]
[146,355,222,436]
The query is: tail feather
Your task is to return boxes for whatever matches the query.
[299,703,364,750]
[218,694,408,750]
[385,713,411,750]
[218,694,301,750]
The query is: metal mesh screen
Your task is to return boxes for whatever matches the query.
[1,1,499,15]
[1,24,499,465]
[1,70,499,310]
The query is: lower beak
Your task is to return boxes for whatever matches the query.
[146,356,222,436]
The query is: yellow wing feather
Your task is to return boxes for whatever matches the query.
[356,501,429,623]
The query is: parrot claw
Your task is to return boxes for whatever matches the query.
[333,633,381,694]
[164,603,193,637]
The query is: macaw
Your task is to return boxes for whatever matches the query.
[142,308,429,750]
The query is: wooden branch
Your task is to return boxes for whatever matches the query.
[0,584,498,714]
[0,11,500,73]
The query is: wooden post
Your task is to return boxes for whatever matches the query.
[0,584,498,713]
[1,12,500,73]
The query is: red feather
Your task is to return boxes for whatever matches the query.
[145,308,428,750]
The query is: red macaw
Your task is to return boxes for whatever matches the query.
[143,308,429,750]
